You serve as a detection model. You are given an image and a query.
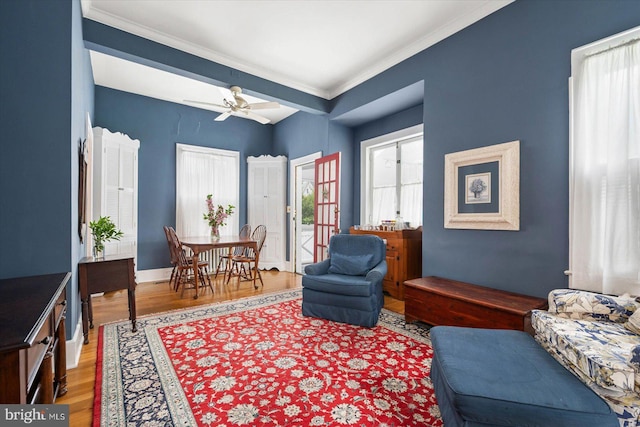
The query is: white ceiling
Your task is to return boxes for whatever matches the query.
[82,0,512,124]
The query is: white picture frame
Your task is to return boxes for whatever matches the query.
[444,140,520,230]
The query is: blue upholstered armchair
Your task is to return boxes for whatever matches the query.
[302,234,387,327]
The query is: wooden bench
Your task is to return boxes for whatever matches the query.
[404,276,548,332]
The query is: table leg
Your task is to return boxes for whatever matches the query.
[127,258,137,332]
[56,315,68,396]
[88,296,94,329]
[41,350,54,404]
[192,249,200,299]
[129,288,137,332]
[81,297,90,345]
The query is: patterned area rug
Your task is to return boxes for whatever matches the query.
[94,290,442,426]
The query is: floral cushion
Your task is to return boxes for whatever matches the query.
[626,309,640,335]
[548,289,639,323]
[532,310,640,393]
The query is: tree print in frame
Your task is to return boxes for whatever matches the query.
[466,172,491,204]
[444,140,519,230]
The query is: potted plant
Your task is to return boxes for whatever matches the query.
[89,216,124,259]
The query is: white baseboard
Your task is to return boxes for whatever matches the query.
[260,262,288,271]
[66,316,84,369]
[136,267,172,284]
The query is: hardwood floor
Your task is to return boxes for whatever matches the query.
[57,270,404,426]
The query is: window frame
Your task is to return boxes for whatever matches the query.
[360,124,424,227]
[175,143,240,236]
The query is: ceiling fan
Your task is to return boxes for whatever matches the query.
[185,86,280,124]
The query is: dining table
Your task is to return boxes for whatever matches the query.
[179,235,259,298]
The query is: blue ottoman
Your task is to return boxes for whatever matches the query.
[429,326,618,427]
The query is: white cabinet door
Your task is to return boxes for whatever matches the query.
[93,127,139,261]
[247,155,287,271]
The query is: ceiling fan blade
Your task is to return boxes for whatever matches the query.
[244,110,271,124]
[248,101,280,110]
[214,112,231,121]
[184,99,228,110]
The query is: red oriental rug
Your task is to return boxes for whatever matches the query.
[94,290,442,426]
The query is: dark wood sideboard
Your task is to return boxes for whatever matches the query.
[404,276,548,333]
[349,227,422,300]
[78,255,137,344]
[0,272,70,403]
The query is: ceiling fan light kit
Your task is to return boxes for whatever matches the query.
[185,86,280,125]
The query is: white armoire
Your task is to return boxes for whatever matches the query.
[92,127,139,259]
[247,155,287,271]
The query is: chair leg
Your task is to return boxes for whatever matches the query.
[254,264,264,288]
[237,262,251,286]
[225,261,234,284]
[174,266,185,292]
[214,253,228,279]
[200,266,213,293]
[169,265,177,290]
[178,268,187,298]
[226,260,242,284]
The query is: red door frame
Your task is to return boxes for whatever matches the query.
[313,152,340,262]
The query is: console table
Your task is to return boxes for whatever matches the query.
[79,255,137,344]
[0,272,69,403]
[404,276,548,332]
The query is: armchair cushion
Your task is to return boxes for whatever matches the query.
[302,274,375,297]
[328,252,374,276]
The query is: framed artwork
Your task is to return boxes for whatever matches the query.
[444,140,520,230]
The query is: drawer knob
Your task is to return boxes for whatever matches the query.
[40,337,51,345]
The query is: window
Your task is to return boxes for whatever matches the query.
[175,143,239,236]
[569,27,639,295]
[361,124,423,228]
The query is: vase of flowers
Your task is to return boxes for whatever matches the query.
[203,194,234,241]
[89,216,124,259]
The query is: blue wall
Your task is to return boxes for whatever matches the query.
[1,0,73,278]
[340,1,639,297]
[0,0,94,337]
[70,0,95,338]
[272,112,355,233]
[94,87,273,270]
[407,0,638,297]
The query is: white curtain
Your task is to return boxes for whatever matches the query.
[176,144,239,237]
[371,187,395,225]
[401,183,423,227]
[571,39,640,295]
[372,184,422,228]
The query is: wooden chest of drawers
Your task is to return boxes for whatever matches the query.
[349,227,422,300]
[0,273,69,403]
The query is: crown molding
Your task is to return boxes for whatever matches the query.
[82,0,512,101]
[81,1,331,98]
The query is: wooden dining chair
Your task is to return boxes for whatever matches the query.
[163,226,179,290]
[214,224,251,278]
[226,224,267,289]
[167,227,214,296]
